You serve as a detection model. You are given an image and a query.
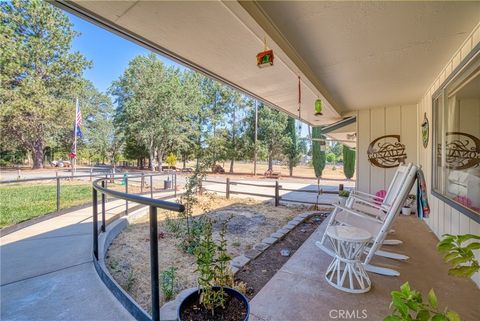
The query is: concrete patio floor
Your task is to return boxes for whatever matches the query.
[249,215,480,321]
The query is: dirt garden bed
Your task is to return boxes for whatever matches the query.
[106,194,313,311]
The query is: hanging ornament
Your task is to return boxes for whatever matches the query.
[256,37,274,68]
[315,98,323,116]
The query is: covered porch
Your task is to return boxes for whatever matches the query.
[53,1,480,320]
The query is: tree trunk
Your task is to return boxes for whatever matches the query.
[157,150,163,172]
[268,153,273,171]
[182,154,186,169]
[229,159,234,173]
[149,150,155,171]
[289,163,293,177]
[31,139,44,169]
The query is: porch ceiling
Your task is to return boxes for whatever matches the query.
[58,1,480,121]
[245,1,480,112]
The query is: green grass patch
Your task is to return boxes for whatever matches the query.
[0,182,92,228]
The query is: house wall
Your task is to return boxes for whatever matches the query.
[356,22,480,286]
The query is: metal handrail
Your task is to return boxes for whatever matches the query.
[92,178,184,211]
[91,174,183,321]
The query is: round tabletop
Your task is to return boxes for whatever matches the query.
[326,225,372,243]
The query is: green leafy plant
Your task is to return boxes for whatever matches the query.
[160,267,177,301]
[339,190,350,198]
[195,220,225,314]
[384,282,460,321]
[194,219,240,315]
[437,234,480,278]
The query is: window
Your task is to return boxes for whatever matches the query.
[432,49,480,220]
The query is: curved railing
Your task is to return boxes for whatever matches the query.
[91,174,184,321]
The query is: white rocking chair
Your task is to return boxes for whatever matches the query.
[317,163,418,276]
[345,163,415,246]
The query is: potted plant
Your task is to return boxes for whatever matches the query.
[177,221,249,321]
[338,190,350,206]
[401,194,416,216]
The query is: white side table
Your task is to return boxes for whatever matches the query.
[324,225,372,293]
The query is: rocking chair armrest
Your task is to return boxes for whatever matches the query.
[333,204,384,224]
[350,196,389,211]
[351,190,379,199]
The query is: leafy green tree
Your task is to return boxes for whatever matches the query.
[0,0,91,168]
[254,105,289,171]
[343,145,355,179]
[283,117,302,176]
[110,54,187,171]
[312,127,326,177]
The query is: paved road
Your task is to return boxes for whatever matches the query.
[0,193,179,321]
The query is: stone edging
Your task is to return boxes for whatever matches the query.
[229,211,323,273]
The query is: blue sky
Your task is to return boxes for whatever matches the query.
[67,13,181,94]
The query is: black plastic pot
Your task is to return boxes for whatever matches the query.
[177,287,250,321]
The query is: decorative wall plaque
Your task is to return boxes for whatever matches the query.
[437,132,480,170]
[421,112,429,148]
[367,135,407,168]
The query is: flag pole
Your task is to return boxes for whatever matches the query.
[253,100,258,176]
[73,97,78,175]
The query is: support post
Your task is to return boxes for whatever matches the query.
[56,172,60,212]
[93,188,98,260]
[275,180,279,207]
[339,184,344,191]
[125,174,128,215]
[150,175,153,199]
[149,206,160,321]
[141,172,145,193]
[90,168,93,182]
[101,180,106,232]
[226,177,230,199]
[174,172,177,197]
[254,100,258,176]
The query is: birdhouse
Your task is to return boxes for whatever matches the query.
[315,99,323,116]
[256,49,274,68]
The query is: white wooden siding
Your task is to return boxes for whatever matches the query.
[356,22,480,286]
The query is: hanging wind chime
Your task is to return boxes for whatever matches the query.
[256,37,274,68]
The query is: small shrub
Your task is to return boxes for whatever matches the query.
[124,270,136,292]
[166,153,177,168]
[437,234,480,278]
[339,190,350,198]
[384,282,460,321]
[161,267,177,301]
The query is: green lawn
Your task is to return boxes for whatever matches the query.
[0,182,92,228]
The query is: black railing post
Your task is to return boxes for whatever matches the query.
[93,188,98,260]
[226,177,230,199]
[56,172,60,212]
[149,206,160,321]
[339,183,344,191]
[150,175,153,199]
[101,180,106,232]
[275,180,279,207]
[125,174,128,215]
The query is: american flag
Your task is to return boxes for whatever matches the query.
[75,103,83,138]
